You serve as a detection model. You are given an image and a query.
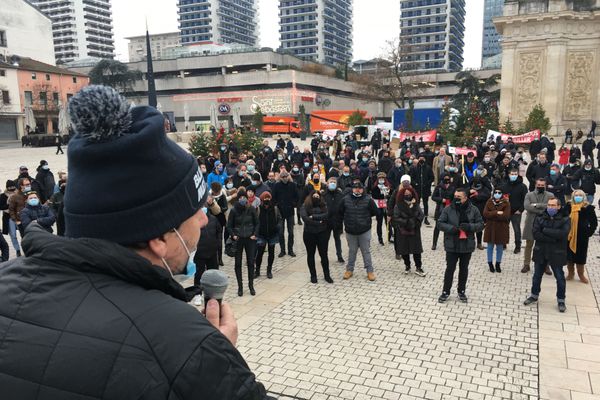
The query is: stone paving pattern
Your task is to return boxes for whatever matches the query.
[2,144,600,400]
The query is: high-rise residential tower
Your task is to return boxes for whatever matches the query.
[482,0,503,67]
[31,0,115,63]
[178,0,258,47]
[399,0,466,72]
[279,0,353,67]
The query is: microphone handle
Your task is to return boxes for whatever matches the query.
[203,296,223,315]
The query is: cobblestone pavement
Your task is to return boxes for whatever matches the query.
[2,145,600,399]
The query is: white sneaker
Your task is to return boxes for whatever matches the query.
[193,295,203,307]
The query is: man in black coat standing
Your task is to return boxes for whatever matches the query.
[409,155,434,225]
[582,134,596,166]
[324,177,345,263]
[502,169,527,253]
[0,86,271,400]
[273,171,299,257]
[523,198,570,312]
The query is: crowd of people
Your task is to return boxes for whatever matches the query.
[2,128,600,312]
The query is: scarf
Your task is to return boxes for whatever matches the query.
[310,181,321,192]
[568,203,584,253]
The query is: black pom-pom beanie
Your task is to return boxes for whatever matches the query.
[64,85,208,245]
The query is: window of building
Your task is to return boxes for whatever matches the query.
[24,91,33,106]
[31,73,37,80]
[39,91,47,105]
[46,74,51,81]
[0,69,5,77]
[0,30,6,47]
[1,90,9,105]
[53,92,59,106]
[66,93,73,102]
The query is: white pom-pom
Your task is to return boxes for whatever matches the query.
[68,85,132,142]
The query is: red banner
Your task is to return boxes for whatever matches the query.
[487,129,541,144]
[399,129,437,142]
[450,147,478,157]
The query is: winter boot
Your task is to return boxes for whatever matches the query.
[566,263,575,280]
[576,264,589,284]
[488,262,495,273]
[495,262,502,273]
[248,265,256,295]
[235,266,243,297]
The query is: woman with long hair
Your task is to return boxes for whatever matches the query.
[565,189,598,283]
[392,185,426,276]
[254,192,281,279]
[300,190,333,284]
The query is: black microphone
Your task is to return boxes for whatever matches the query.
[200,270,228,312]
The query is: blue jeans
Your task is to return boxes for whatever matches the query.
[8,219,20,253]
[486,244,504,263]
[531,262,566,302]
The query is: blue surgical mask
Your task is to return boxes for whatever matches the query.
[509,175,517,182]
[493,193,502,200]
[201,207,208,214]
[547,207,558,217]
[164,228,197,281]
[574,196,584,204]
[226,183,234,189]
[247,165,255,172]
[27,198,39,207]
[293,167,299,172]
[238,198,248,206]
[251,180,258,186]
[24,185,32,192]
[328,183,337,190]
[238,171,245,177]
[362,158,368,163]
[304,162,310,168]
[550,170,557,176]
[278,156,283,161]
[343,172,350,177]
[42,165,49,171]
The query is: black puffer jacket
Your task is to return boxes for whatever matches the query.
[501,176,527,215]
[437,201,484,253]
[0,225,269,400]
[257,205,281,239]
[196,212,222,256]
[339,193,377,235]
[323,187,344,231]
[227,204,259,238]
[300,203,329,234]
[532,209,571,267]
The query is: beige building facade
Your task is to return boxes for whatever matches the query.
[495,0,600,136]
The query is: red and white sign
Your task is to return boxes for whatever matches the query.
[399,129,436,142]
[322,129,338,139]
[487,129,541,144]
[449,147,478,157]
[217,97,242,103]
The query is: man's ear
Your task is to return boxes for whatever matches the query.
[147,234,169,260]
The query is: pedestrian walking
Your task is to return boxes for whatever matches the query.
[55,134,64,154]
[437,188,484,303]
[339,181,377,281]
[300,190,333,284]
[483,189,511,273]
[523,198,570,312]
[565,190,597,284]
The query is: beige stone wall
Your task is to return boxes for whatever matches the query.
[495,8,600,136]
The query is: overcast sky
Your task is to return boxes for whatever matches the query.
[112,0,485,69]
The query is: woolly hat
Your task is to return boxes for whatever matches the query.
[64,85,207,245]
[259,191,272,201]
[401,174,411,183]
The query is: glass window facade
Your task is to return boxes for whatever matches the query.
[481,0,503,61]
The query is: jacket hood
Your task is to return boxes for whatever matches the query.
[22,224,188,301]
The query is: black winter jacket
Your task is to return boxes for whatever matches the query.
[20,204,55,233]
[272,181,299,217]
[227,204,259,238]
[300,203,329,234]
[339,193,377,235]
[35,169,56,202]
[196,212,222,256]
[437,202,484,253]
[257,205,281,239]
[573,167,600,195]
[409,163,434,198]
[532,210,570,267]
[0,225,269,400]
[501,176,527,214]
[323,188,344,231]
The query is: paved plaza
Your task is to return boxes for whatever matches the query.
[2,144,600,400]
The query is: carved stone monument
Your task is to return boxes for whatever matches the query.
[495,0,600,135]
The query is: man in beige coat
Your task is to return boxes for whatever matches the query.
[433,147,453,186]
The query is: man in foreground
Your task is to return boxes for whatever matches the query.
[0,86,270,399]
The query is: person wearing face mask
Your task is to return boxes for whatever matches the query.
[273,171,299,258]
[409,156,434,225]
[558,144,570,169]
[48,179,67,236]
[254,192,281,280]
[563,156,581,202]
[303,172,322,200]
[291,146,303,165]
[0,86,272,399]
[19,195,57,234]
[526,152,550,191]
[363,160,379,193]
[300,191,333,283]
[522,178,555,273]
[523,198,570,313]
[232,164,251,188]
[388,158,406,189]
[483,190,511,273]
[546,163,567,205]
[371,172,392,245]
[501,169,527,254]
[432,147,453,186]
[572,159,600,203]
[339,181,378,281]
[249,172,270,197]
[569,143,582,160]
[392,186,426,276]
[35,160,56,203]
[272,151,290,172]
[0,180,17,260]
[323,177,345,263]
[480,152,496,179]
[444,162,461,187]
[227,188,259,296]
[436,188,484,303]
[207,160,228,188]
[290,164,305,224]
[225,155,240,177]
[431,174,456,250]
[468,177,491,250]
[337,166,354,193]
[582,135,597,166]
[564,189,597,284]
[8,177,32,239]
